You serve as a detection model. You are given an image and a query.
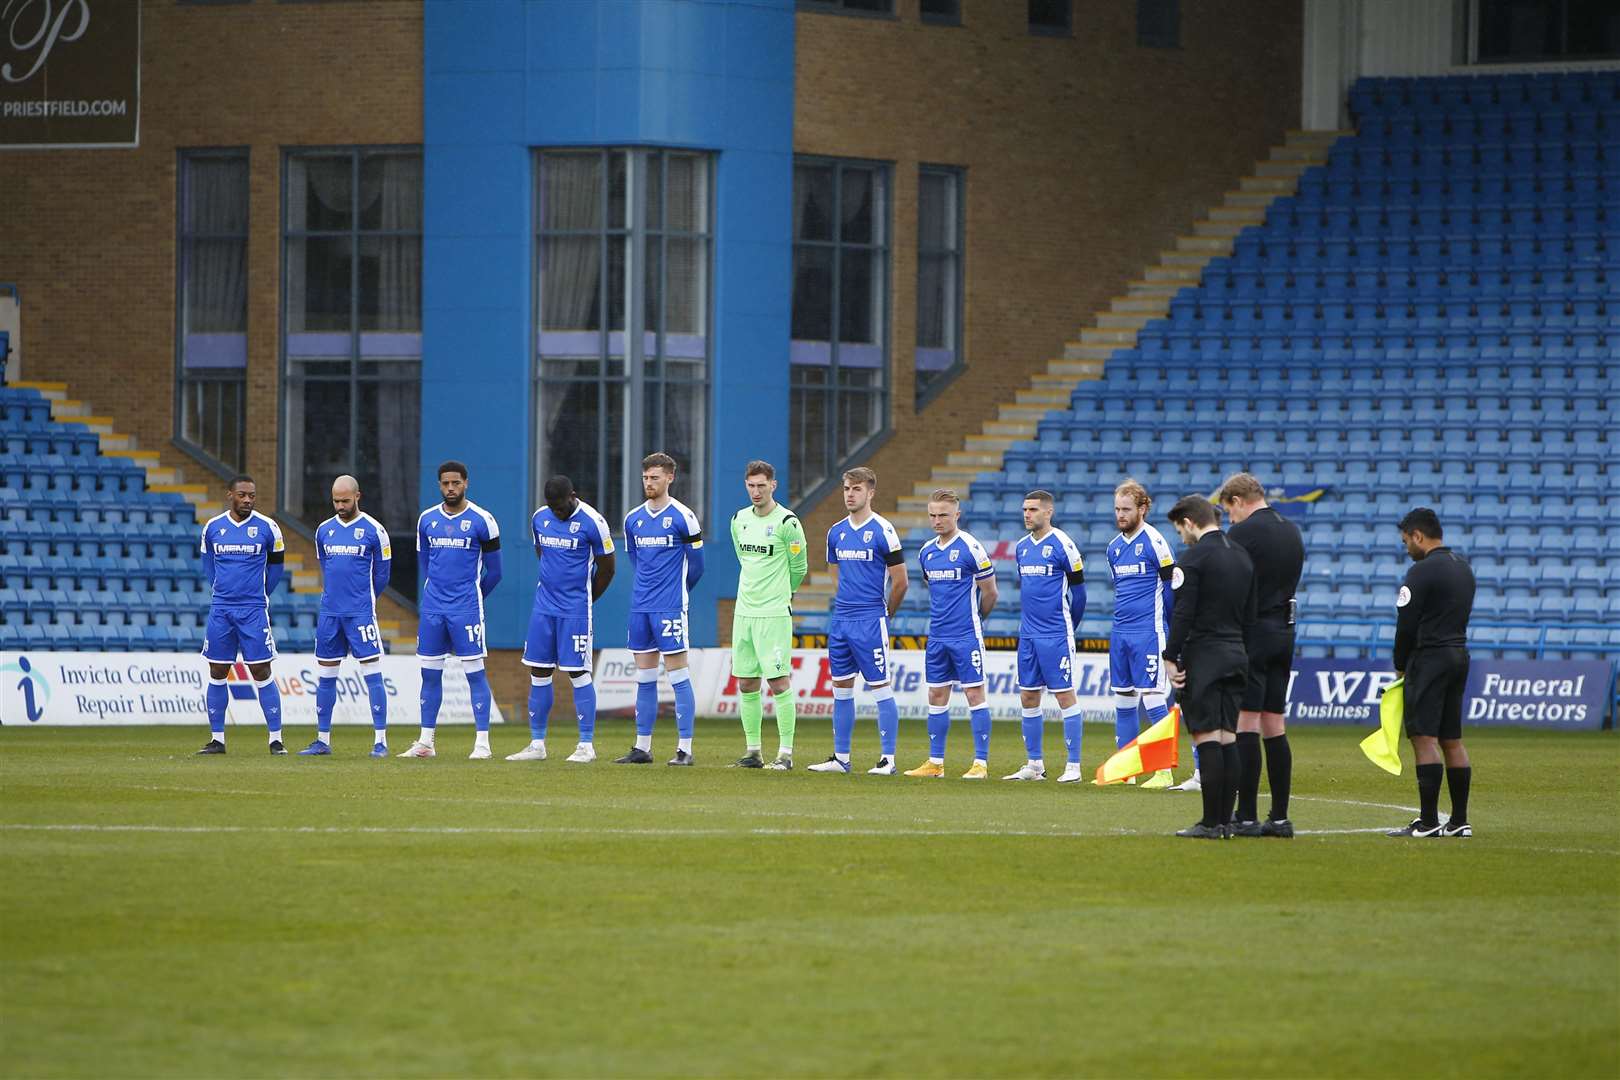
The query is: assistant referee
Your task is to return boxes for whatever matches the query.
[1388,508,1476,838]
[1218,472,1305,838]
[1163,495,1255,839]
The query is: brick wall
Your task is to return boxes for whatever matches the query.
[0,0,423,500]
[791,0,1302,547]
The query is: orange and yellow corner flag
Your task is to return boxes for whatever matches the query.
[1094,706,1181,785]
[1360,678,1405,775]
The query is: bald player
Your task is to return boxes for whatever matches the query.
[301,475,393,757]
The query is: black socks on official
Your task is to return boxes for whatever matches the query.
[1416,762,1444,827]
[1264,733,1292,820]
[1197,742,1226,828]
[1236,731,1262,822]
[1221,742,1240,827]
[1447,765,1471,825]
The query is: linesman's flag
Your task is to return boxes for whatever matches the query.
[1361,678,1405,775]
[1094,707,1181,785]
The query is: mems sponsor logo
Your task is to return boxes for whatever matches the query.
[834,548,873,561]
[426,536,474,550]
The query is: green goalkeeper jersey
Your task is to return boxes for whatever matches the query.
[730,502,808,618]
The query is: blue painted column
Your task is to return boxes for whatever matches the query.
[422,0,795,648]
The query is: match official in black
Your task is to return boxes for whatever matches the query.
[1162,495,1255,839]
[1389,508,1476,839]
[1218,472,1305,838]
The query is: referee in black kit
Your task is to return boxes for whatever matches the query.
[1162,495,1255,839]
[1389,508,1476,839]
[1219,473,1305,838]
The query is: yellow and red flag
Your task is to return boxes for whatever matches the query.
[1094,706,1181,785]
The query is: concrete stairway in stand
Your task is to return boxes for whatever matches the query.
[793,129,1345,617]
[5,377,418,654]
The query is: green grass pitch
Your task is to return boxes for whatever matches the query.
[2,722,1616,1078]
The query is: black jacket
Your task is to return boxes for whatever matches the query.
[1163,529,1256,662]
[1228,506,1304,622]
[1393,546,1475,672]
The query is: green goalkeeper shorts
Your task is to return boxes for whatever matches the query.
[732,615,794,680]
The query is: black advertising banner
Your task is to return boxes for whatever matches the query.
[0,0,140,149]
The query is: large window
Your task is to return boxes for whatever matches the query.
[790,157,890,504]
[1473,0,1620,62]
[1137,0,1180,48]
[176,150,248,471]
[1029,0,1072,35]
[534,149,712,528]
[282,147,422,602]
[915,165,964,407]
[799,0,894,14]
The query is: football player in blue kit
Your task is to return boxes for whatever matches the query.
[1106,478,1177,788]
[399,461,502,759]
[807,467,908,775]
[300,475,392,757]
[196,474,287,755]
[618,452,705,765]
[1004,490,1090,783]
[508,475,615,763]
[905,489,999,780]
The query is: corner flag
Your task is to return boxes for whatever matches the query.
[1360,678,1404,775]
[1094,706,1180,785]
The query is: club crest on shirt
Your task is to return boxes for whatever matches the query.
[1041,544,1052,557]
[765,525,775,537]
[247,526,258,538]
[460,520,471,532]
[949,548,959,562]
[353,527,364,540]
[662,516,671,528]
[862,530,873,543]
[1134,542,1143,555]
[569,521,581,533]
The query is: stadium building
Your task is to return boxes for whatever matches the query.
[1,0,1615,709]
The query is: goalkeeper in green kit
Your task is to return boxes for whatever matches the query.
[728,459,809,770]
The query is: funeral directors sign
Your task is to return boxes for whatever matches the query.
[1,0,139,149]
[1285,657,1612,730]
[1463,660,1612,730]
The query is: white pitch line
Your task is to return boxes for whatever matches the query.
[1,822,1122,839]
[4,823,1615,854]
[1283,795,1422,814]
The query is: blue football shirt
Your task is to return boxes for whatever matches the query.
[1017,527,1084,638]
[531,499,614,618]
[918,530,994,641]
[827,512,904,619]
[623,498,703,613]
[200,511,285,609]
[316,512,391,618]
[417,501,501,615]
[1107,523,1175,634]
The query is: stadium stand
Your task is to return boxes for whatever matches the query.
[0,383,326,653]
[801,70,1619,663]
